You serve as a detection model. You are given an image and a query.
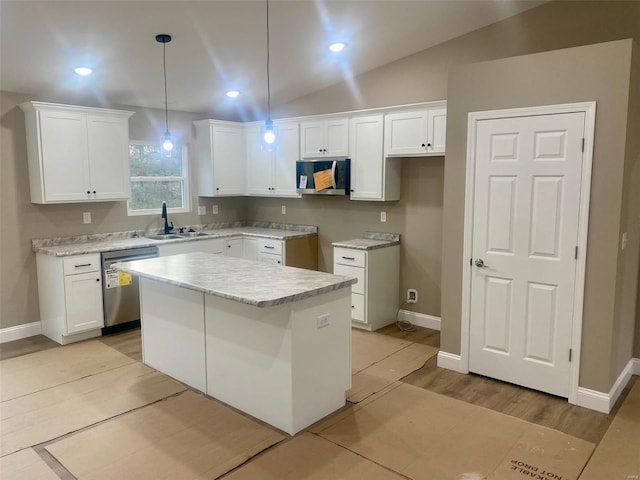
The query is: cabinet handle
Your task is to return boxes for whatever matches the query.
[227,245,231,248]
[96,278,100,282]
[341,256,355,260]
[74,263,92,268]
[421,143,426,147]
[86,190,91,194]
[427,143,432,147]
[323,149,327,152]
[216,187,220,191]
[319,149,323,153]
[92,190,96,194]
[264,245,275,249]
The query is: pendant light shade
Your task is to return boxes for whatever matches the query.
[262,0,276,148]
[156,33,174,152]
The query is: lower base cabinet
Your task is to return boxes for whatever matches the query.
[333,245,399,331]
[36,253,104,344]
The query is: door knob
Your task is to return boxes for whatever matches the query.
[475,259,487,268]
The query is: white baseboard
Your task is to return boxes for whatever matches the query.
[0,321,42,343]
[398,310,441,331]
[437,351,468,374]
[632,358,640,375]
[576,358,637,414]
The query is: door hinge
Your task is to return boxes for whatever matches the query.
[581,138,585,153]
[575,246,578,259]
[569,348,573,362]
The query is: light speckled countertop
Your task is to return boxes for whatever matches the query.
[113,252,356,307]
[33,222,317,257]
[332,232,400,251]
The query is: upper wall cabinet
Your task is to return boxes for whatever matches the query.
[349,114,400,202]
[300,118,349,158]
[20,102,134,204]
[194,120,245,197]
[245,121,300,197]
[384,105,447,157]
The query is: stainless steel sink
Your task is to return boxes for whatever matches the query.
[144,234,183,241]
[178,232,211,237]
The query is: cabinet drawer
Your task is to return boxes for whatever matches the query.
[334,248,366,268]
[333,263,365,295]
[63,254,100,275]
[351,293,365,323]
[260,252,283,265]
[258,239,283,255]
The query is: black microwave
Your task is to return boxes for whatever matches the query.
[296,158,351,195]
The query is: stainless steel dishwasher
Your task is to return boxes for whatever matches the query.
[101,246,158,333]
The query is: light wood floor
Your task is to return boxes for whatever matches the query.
[1,325,634,446]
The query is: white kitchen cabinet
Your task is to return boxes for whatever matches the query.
[349,114,400,202]
[157,238,224,256]
[384,104,447,157]
[36,253,104,344]
[333,245,399,331]
[245,121,300,197]
[224,237,244,258]
[19,102,134,204]
[242,237,260,261]
[300,118,348,158]
[194,120,245,196]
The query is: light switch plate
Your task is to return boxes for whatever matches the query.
[622,232,628,250]
[197,205,206,215]
[317,314,330,329]
[281,205,286,215]
[83,212,91,224]
[380,211,387,222]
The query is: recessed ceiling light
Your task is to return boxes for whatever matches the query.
[74,67,93,76]
[225,90,240,98]
[328,42,346,53]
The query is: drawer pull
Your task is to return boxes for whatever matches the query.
[341,256,355,260]
[264,245,275,249]
[74,263,92,268]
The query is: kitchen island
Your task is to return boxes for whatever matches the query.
[113,252,356,435]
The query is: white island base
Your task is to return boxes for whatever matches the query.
[139,278,352,435]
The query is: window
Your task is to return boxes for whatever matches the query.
[127,142,190,215]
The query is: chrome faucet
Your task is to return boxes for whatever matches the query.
[161,201,174,234]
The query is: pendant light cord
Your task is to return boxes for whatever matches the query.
[266,0,271,121]
[162,40,169,134]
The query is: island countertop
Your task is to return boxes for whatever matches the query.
[113,252,357,308]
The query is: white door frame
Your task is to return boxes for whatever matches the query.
[460,102,596,405]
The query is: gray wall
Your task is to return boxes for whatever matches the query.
[0,91,246,330]
[444,40,636,393]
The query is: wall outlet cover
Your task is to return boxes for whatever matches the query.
[317,314,330,329]
[281,205,287,215]
[212,205,219,215]
[82,212,91,224]
[380,211,387,222]
[197,205,206,215]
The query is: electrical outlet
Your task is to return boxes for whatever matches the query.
[197,205,206,215]
[407,289,418,303]
[281,205,287,215]
[82,212,91,224]
[621,232,628,251]
[380,211,387,222]
[212,205,219,215]
[317,314,330,329]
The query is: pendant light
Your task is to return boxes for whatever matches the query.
[262,0,276,148]
[156,33,174,152]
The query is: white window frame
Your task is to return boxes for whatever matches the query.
[127,141,191,216]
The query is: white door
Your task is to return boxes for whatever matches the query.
[469,111,585,398]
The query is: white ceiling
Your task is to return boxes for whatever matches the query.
[1,0,545,118]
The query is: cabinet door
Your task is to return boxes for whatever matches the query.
[259,252,282,265]
[324,119,349,157]
[87,115,130,200]
[225,238,244,258]
[39,110,91,202]
[349,115,384,201]
[300,121,325,158]
[64,272,104,334]
[384,110,428,156]
[272,122,300,197]
[243,237,260,261]
[212,124,245,195]
[245,126,273,196]
[427,108,447,154]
